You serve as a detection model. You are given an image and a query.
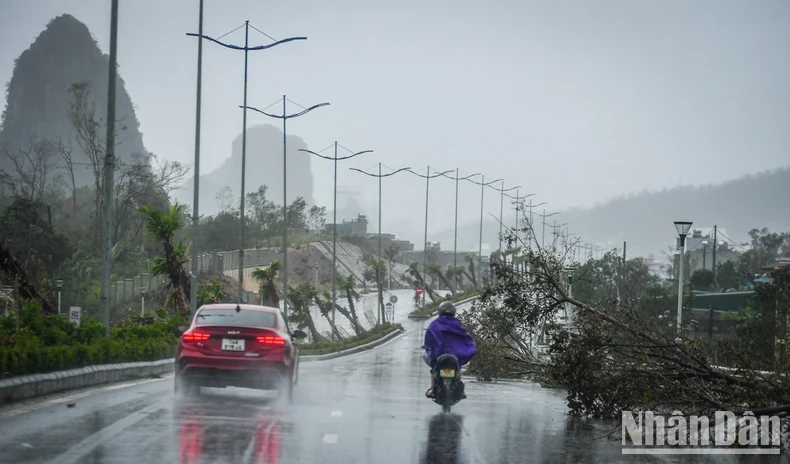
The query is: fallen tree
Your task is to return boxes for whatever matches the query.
[461,223,790,420]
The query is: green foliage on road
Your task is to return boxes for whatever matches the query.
[407,290,481,319]
[298,323,402,356]
[0,300,182,379]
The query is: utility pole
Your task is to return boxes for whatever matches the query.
[100,0,119,336]
[189,0,204,317]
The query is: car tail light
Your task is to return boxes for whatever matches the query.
[182,331,211,342]
[256,335,286,346]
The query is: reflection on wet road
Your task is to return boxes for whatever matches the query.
[0,314,770,463]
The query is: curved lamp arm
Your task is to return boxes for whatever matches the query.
[241,103,331,120]
[300,148,373,161]
[350,167,411,178]
[186,33,306,51]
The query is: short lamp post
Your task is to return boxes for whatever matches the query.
[674,220,693,336]
[563,266,576,322]
[56,279,63,315]
[140,288,147,316]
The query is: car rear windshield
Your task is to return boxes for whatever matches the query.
[195,309,277,328]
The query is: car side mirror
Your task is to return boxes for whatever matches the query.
[291,329,307,340]
[177,325,188,335]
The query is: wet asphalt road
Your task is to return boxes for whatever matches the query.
[0,316,781,463]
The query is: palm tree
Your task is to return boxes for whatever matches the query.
[252,260,281,307]
[429,263,453,295]
[286,283,324,342]
[406,261,440,302]
[139,203,190,318]
[337,275,366,333]
[464,254,479,289]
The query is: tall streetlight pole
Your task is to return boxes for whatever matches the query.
[538,210,559,248]
[100,0,119,336]
[242,97,330,320]
[350,165,411,323]
[439,170,481,293]
[462,175,502,277]
[189,0,204,317]
[407,167,453,308]
[300,143,373,334]
[187,21,307,305]
[491,182,522,252]
[674,221,693,337]
[526,200,546,246]
[503,191,535,244]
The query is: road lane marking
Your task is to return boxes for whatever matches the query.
[322,433,339,444]
[0,376,169,420]
[54,401,165,464]
[330,410,343,417]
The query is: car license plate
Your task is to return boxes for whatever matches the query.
[221,338,245,351]
[439,368,455,378]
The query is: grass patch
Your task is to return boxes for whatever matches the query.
[298,323,403,356]
[407,290,482,319]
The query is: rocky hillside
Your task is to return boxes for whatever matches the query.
[175,124,316,214]
[0,14,145,186]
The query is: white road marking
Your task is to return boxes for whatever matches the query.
[20,443,33,448]
[0,376,169,420]
[322,433,339,444]
[330,410,343,417]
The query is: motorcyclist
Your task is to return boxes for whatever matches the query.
[423,300,477,398]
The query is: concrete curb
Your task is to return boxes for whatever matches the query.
[407,295,480,319]
[0,359,174,405]
[299,327,405,362]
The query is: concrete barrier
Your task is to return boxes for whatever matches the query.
[0,359,174,405]
[299,327,405,362]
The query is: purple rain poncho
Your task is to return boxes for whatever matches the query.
[422,314,477,369]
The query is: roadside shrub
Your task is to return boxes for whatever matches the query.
[299,323,402,356]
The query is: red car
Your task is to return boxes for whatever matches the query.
[174,303,307,400]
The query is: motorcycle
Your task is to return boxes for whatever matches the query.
[429,354,465,413]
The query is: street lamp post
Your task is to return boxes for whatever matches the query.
[439,170,481,293]
[140,288,147,316]
[492,182,522,252]
[503,191,535,244]
[461,175,502,278]
[538,209,559,248]
[243,97,330,321]
[187,21,307,305]
[188,0,204,317]
[350,165,411,324]
[674,220,693,336]
[301,143,373,335]
[407,167,453,308]
[56,279,63,314]
[702,240,709,270]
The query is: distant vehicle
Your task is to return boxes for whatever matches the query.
[174,303,307,401]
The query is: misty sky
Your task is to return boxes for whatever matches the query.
[1,0,789,248]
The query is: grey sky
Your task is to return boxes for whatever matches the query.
[1,0,789,248]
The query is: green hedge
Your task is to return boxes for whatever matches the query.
[298,323,402,356]
[0,301,182,379]
[408,290,481,319]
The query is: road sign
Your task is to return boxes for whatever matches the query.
[69,306,81,327]
[415,286,424,296]
[385,301,393,309]
[389,295,398,304]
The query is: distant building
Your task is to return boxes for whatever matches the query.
[366,233,414,252]
[325,214,368,237]
[675,228,740,274]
